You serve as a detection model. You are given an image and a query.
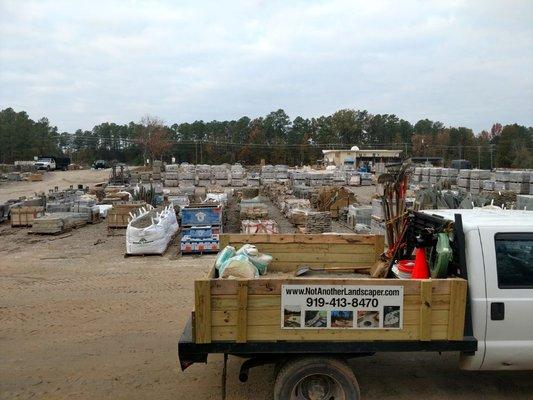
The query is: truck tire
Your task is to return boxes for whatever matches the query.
[274,356,360,400]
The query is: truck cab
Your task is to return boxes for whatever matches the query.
[424,209,533,371]
[34,157,56,170]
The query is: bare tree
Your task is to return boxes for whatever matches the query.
[136,115,172,163]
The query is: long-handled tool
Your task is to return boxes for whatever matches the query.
[295,265,371,277]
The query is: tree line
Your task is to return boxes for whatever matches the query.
[0,107,531,169]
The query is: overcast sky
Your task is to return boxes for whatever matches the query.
[1,0,532,133]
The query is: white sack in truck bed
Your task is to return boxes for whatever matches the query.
[126,205,179,255]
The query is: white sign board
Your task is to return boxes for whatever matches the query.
[281,284,403,329]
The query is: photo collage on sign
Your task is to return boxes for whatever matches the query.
[283,306,401,329]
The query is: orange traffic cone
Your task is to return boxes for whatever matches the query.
[411,248,430,279]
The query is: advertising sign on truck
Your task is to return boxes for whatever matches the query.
[281,284,404,330]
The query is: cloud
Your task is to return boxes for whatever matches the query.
[0,0,532,132]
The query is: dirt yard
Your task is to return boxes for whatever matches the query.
[0,169,110,203]
[1,172,532,399]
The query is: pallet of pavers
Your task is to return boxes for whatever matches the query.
[31,212,87,234]
[11,205,45,227]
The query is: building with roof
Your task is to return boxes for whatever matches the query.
[321,147,402,170]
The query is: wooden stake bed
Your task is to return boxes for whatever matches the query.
[193,234,468,345]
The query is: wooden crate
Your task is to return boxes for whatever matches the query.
[27,173,44,182]
[11,206,44,227]
[107,201,146,228]
[193,234,467,344]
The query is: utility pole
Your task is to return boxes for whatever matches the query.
[490,145,494,170]
[477,146,481,169]
[195,140,198,164]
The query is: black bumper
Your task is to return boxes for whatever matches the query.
[178,317,478,371]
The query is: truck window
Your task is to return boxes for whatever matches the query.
[495,233,533,289]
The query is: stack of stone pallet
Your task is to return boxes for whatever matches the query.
[429,167,442,184]
[196,165,212,187]
[457,169,471,191]
[347,205,372,229]
[494,170,510,191]
[179,164,196,187]
[46,202,71,213]
[293,186,318,201]
[247,172,261,187]
[411,167,422,184]
[305,211,332,233]
[152,160,163,182]
[440,168,459,185]
[261,165,276,184]
[419,167,430,188]
[288,208,308,227]
[275,165,289,183]
[345,170,361,186]
[262,182,292,209]
[164,164,180,187]
[213,165,230,186]
[469,169,491,193]
[282,198,311,217]
[289,170,307,188]
[139,170,151,183]
[230,164,246,186]
[70,198,100,223]
[31,212,87,234]
[507,171,531,194]
[332,169,346,185]
[239,202,268,219]
[307,172,332,187]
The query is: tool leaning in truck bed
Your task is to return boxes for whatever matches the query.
[371,163,412,278]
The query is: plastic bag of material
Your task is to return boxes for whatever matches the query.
[216,246,236,269]
[247,254,273,275]
[236,244,259,257]
[236,244,272,275]
[219,254,259,279]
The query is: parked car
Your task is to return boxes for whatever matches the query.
[92,160,109,169]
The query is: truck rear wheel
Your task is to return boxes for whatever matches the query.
[274,356,360,400]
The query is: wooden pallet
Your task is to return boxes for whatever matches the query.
[11,206,44,227]
[107,201,147,229]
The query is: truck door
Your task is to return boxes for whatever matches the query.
[480,229,533,370]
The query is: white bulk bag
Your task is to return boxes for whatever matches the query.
[126,206,179,255]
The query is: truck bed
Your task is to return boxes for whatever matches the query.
[179,233,474,370]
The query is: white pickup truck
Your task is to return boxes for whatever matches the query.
[427,209,533,371]
[179,209,533,398]
[34,157,56,170]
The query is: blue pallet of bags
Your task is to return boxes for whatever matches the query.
[181,206,222,227]
[180,225,220,254]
